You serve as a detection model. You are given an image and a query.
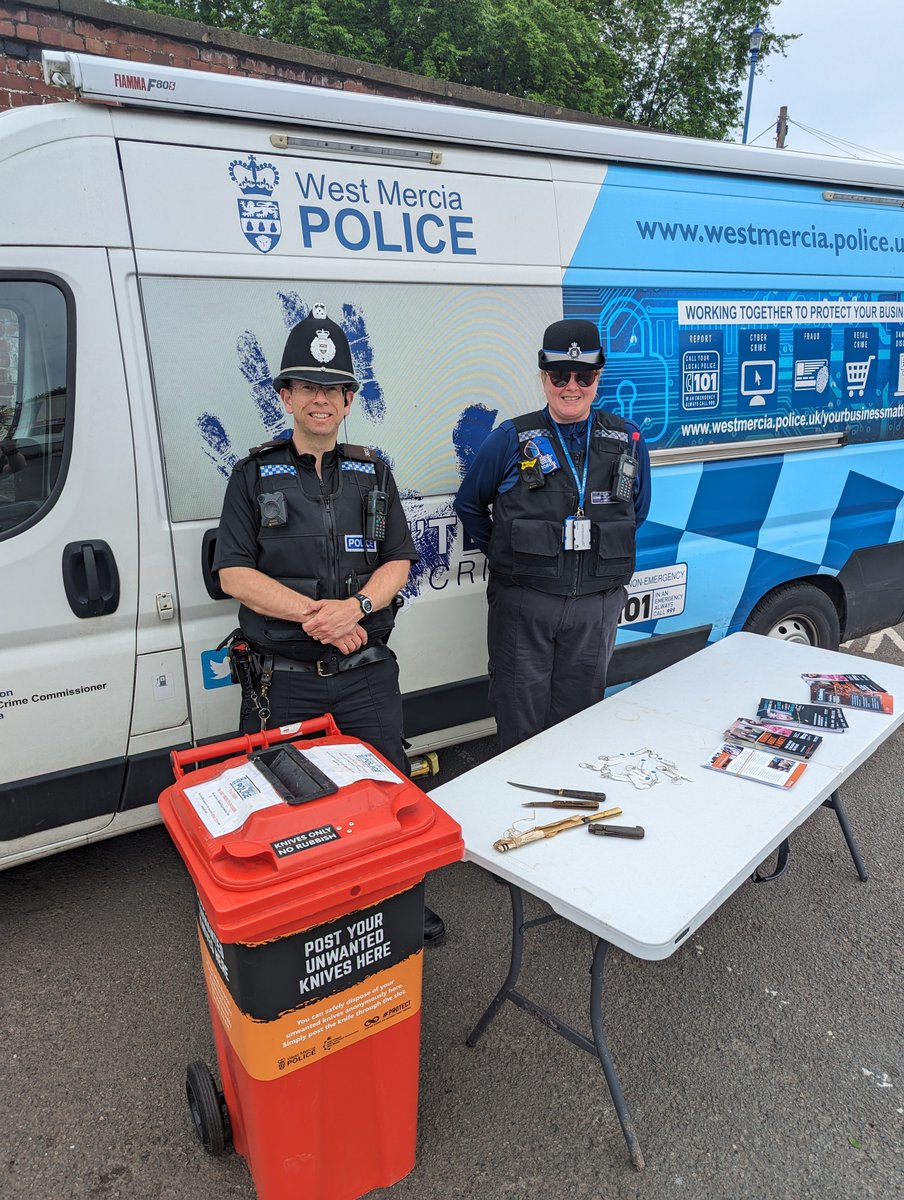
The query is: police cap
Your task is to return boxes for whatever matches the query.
[538,318,605,371]
[273,303,360,392]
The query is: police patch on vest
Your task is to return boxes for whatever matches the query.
[341,461,377,474]
[345,534,378,553]
[591,490,615,505]
[260,464,297,477]
[523,434,560,475]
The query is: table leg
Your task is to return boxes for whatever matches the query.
[752,838,791,883]
[466,881,526,1048]
[590,939,646,1171]
[823,790,868,881]
[467,882,645,1171]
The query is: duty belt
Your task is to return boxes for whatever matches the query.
[270,642,392,677]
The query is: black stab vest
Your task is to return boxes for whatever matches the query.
[486,410,637,596]
[236,440,396,659]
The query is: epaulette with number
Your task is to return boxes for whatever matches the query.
[340,443,380,464]
[247,438,290,457]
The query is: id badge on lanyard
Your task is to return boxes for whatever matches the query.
[563,515,592,551]
[555,420,593,552]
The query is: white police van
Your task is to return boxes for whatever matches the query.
[2,50,903,868]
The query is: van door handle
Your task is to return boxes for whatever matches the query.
[62,540,121,618]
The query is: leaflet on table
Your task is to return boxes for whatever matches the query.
[756,698,849,732]
[723,718,822,761]
[800,673,894,715]
[184,762,284,837]
[704,742,808,789]
[301,743,404,787]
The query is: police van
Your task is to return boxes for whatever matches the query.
[2,50,904,869]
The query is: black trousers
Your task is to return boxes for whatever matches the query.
[241,654,409,777]
[487,579,626,752]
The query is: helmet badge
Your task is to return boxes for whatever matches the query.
[311,330,337,363]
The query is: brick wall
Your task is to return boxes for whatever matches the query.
[0,0,631,125]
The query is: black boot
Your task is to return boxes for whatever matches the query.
[424,906,446,947]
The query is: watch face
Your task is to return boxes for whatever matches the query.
[357,593,373,614]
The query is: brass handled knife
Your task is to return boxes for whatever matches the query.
[493,807,623,853]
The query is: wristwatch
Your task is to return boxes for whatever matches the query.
[354,592,374,616]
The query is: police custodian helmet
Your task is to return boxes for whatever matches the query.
[538,318,606,370]
[273,302,360,392]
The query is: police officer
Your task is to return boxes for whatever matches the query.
[454,318,651,751]
[214,304,445,945]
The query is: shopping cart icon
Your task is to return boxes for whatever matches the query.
[845,354,875,398]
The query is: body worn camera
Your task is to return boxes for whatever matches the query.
[519,456,546,489]
[258,490,288,527]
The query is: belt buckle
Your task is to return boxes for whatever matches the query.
[316,658,338,677]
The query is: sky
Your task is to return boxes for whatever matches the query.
[740,0,904,164]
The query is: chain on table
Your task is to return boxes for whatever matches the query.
[579,747,693,790]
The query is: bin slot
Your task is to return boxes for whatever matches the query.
[248,745,338,806]
[217,840,280,873]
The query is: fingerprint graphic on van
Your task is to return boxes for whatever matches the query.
[196,292,387,479]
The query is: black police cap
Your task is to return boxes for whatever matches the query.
[538,318,605,370]
[273,303,360,391]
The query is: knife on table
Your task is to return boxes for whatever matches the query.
[493,807,623,853]
[508,781,606,806]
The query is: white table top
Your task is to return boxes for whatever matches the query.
[430,633,904,960]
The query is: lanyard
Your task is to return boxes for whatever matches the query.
[549,418,592,516]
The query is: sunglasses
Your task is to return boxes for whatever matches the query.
[544,369,600,388]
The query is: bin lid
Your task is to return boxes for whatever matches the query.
[158,734,463,941]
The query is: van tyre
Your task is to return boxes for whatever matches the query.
[186,1060,227,1156]
[744,583,840,650]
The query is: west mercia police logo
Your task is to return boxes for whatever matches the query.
[228,154,281,254]
[311,329,337,363]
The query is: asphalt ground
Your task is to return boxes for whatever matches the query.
[2,629,903,1200]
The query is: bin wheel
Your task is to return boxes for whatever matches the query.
[186,1060,227,1156]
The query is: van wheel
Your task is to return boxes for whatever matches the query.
[186,1060,227,1156]
[743,583,840,650]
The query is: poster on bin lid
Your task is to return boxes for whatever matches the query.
[197,886,424,1080]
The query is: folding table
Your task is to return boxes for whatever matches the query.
[429,633,904,1168]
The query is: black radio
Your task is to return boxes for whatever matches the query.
[365,489,389,541]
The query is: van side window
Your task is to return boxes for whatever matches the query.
[0,282,69,536]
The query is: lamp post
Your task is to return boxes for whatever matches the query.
[741,23,765,144]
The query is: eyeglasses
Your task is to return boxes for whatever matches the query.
[544,369,600,388]
[291,382,347,401]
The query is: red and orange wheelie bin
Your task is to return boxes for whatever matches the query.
[158,714,463,1200]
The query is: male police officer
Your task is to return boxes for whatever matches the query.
[214,304,445,945]
[454,318,651,751]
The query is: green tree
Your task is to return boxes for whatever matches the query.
[260,0,621,113]
[594,0,795,140]
[117,0,793,140]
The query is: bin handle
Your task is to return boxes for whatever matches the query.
[169,714,341,779]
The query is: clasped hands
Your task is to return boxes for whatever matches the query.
[302,598,368,657]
